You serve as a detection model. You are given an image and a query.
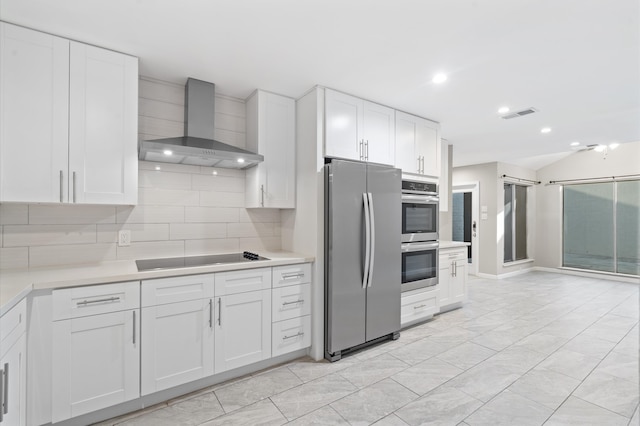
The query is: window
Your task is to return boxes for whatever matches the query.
[504,183,527,262]
[563,180,639,276]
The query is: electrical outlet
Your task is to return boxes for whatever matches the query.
[118,230,131,247]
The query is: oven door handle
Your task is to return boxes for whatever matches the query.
[402,194,439,203]
[362,193,371,289]
[401,241,440,252]
[367,193,375,288]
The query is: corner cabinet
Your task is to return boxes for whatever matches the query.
[438,246,467,312]
[0,22,138,205]
[395,111,441,177]
[245,90,296,208]
[0,300,27,426]
[324,89,395,166]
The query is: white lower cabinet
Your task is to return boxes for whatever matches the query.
[51,308,140,423]
[401,287,440,327]
[272,316,311,357]
[0,299,27,426]
[214,290,272,373]
[141,299,214,395]
[439,247,467,311]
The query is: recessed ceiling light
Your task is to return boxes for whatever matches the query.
[237,158,245,164]
[570,142,580,146]
[594,145,606,152]
[163,149,173,156]
[498,106,510,114]
[212,170,218,175]
[432,73,447,84]
[155,166,161,170]
[608,143,619,150]
[540,127,552,134]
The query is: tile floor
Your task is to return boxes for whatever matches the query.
[97,271,639,426]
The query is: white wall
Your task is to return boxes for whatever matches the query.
[0,76,282,270]
[535,141,640,269]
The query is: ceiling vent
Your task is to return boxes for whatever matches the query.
[501,107,538,120]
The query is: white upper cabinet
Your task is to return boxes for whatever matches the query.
[0,23,138,205]
[245,90,296,208]
[395,111,441,177]
[324,89,395,166]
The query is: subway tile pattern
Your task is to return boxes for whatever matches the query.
[0,77,282,269]
[96,272,639,426]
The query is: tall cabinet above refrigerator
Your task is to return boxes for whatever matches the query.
[325,159,401,361]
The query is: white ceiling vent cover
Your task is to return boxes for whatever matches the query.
[501,107,538,119]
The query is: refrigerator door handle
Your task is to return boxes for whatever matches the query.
[367,192,375,287]
[362,193,371,289]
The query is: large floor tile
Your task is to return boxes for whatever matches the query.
[435,342,496,370]
[391,358,464,395]
[543,396,630,426]
[330,378,418,425]
[572,370,639,418]
[536,347,600,380]
[507,368,580,409]
[270,373,357,421]
[371,414,410,425]
[285,406,349,426]
[480,345,547,374]
[200,399,286,426]
[337,353,409,388]
[463,389,552,426]
[594,350,639,384]
[613,325,639,356]
[581,314,638,343]
[444,363,520,402]
[394,386,483,426]
[287,357,358,383]
[117,392,225,426]
[214,366,302,412]
[512,332,568,355]
[389,338,452,365]
[562,333,617,359]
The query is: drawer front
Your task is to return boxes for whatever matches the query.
[141,274,214,307]
[440,248,466,262]
[272,263,311,288]
[0,298,27,356]
[53,281,140,320]
[272,284,311,322]
[272,315,311,357]
[215,267,271,296]
[401,287,439,326]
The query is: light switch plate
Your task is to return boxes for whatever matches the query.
[118,230,131,247]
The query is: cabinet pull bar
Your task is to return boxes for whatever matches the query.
[414,304,426,309]
[359,140,364,160]
[77,296,120,306]
[209,299,213,328]
[282,299,304,306]
[132,311,136,345]
[0,368,3,422]
[59,170,64,202]
[366,140,369,161]
[72,171,77,203]
[218,298,222,326]
[282,273,304,280]
[283,331,304,340]
[2,363,7,415]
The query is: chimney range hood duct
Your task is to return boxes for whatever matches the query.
[138,78,263,169]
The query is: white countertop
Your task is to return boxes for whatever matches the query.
[0,251,314,316]
[439,240,471,249]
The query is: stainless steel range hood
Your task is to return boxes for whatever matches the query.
[138,78,263,169]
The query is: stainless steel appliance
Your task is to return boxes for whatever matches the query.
[401,180,439,242]
[325,159,401,362]
[136,251,269,271]
[401,241,439,292]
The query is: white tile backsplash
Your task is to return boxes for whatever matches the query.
[0,76,283,269]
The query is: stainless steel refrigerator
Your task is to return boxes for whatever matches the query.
[324,159,401,361]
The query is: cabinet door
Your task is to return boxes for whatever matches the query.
[325,89,362,161]
[450,260,467,304]
[415,118,441,177]
[52,309,139,423]
[438,263,452,308]
[68,42,138,205]
[215,290,271,373]
[0,23,69,203]
[395,111,419,173]
[141,299,214,395]
[0,334,26,426]
[363,101,395,166]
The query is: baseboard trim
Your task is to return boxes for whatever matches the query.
[532,266,640,284]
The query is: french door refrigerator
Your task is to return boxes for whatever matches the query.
[325,159,401,361]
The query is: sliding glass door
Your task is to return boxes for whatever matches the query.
[563,180,639,275]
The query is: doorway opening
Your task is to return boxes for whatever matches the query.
[452,182,479,275]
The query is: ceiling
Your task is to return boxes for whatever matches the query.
[3,0,639,169]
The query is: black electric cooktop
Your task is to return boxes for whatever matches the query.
[135,251,269,272]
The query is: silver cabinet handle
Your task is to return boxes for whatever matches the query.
[282,273,304,280]
[77,296,120,306]
[414,304,426,309]
[417,157,421,173]
[0,367,3,422]
[260,184,265,207]
[365,140,369,161]
[59,170,64,202]
[209,299,213,328]
[132,311,136,345]
[217,298,222,326]
[72,171,77,203]
[282,299,304,306]
[2,363,7,415]
[283,331,304,340]
[367,192,375,288]
[359,140,364,160]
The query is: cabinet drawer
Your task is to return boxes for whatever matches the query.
[401,287,439,327]
[439,248,466,262]
[0,298,27,357]
[272,315,311,357]
[215,267,271,296]
[141,274,214,307]
[272,263,311,288]
[53,281,140,320]
[272,284,311,322]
